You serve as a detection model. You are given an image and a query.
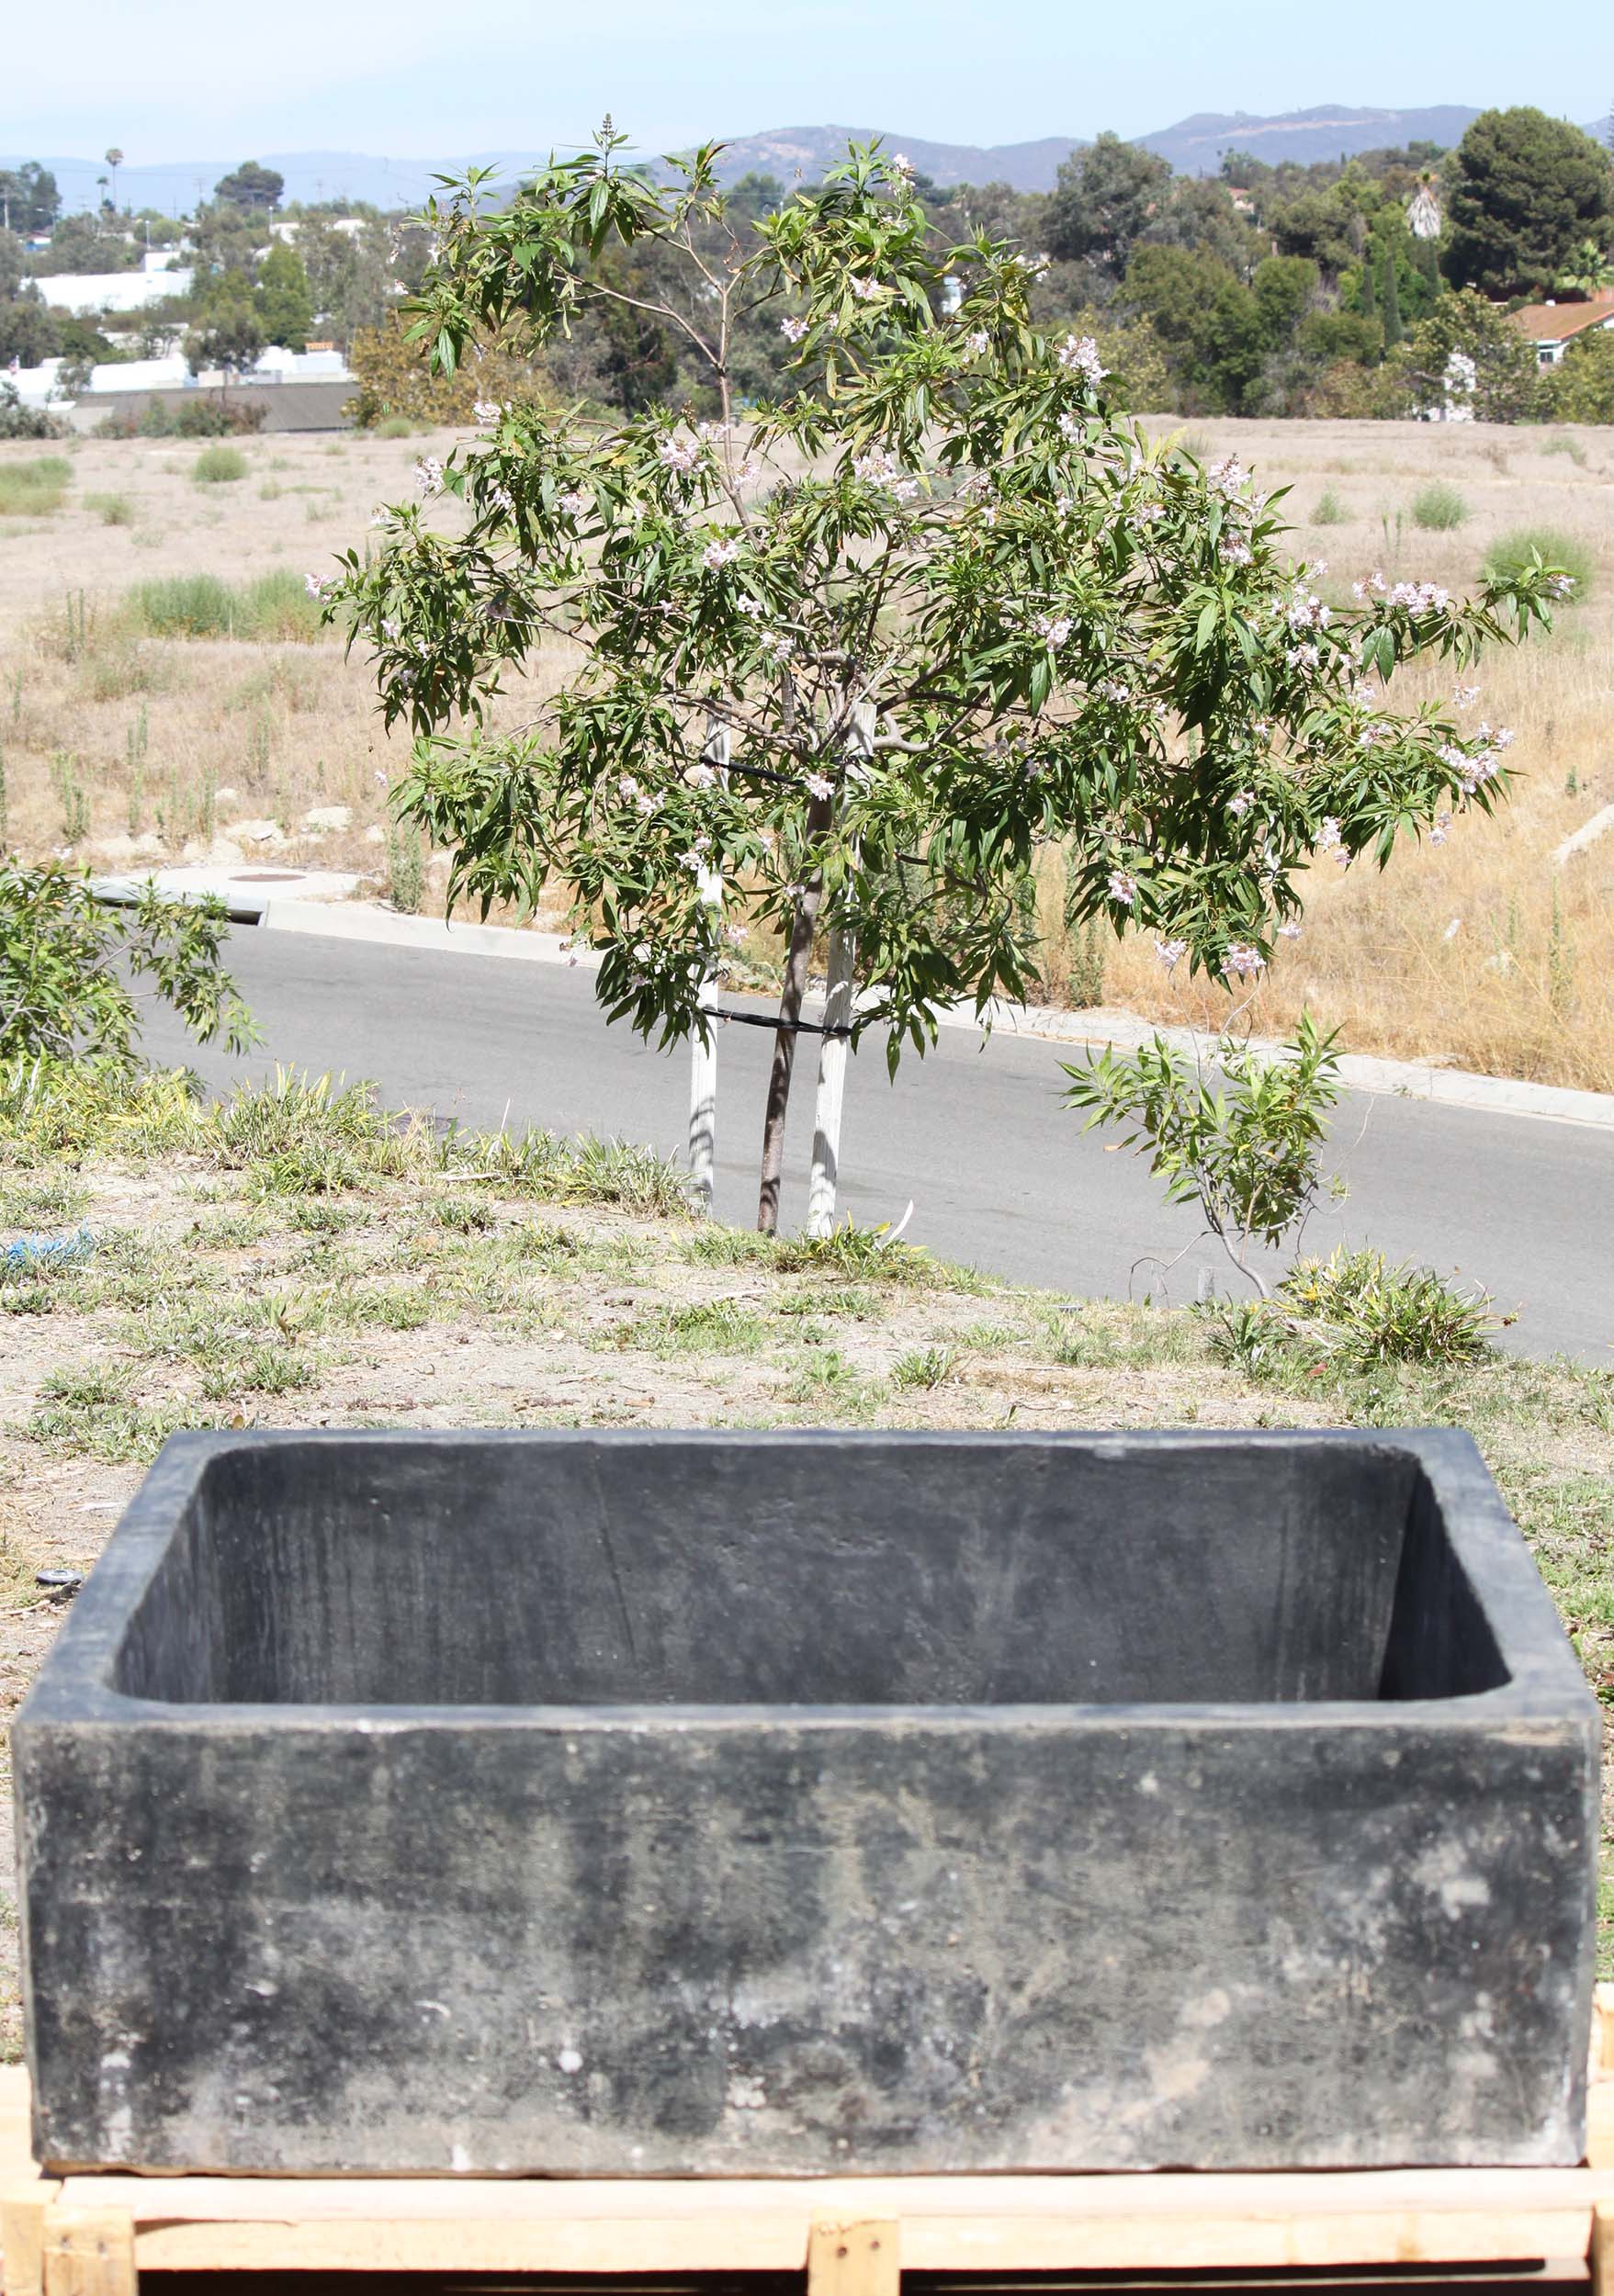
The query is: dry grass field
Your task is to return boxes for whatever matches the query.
[1,412,1610,1088]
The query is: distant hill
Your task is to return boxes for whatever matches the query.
[696,127,1076,192]
[1136,105,1484,174]
[6,105,1603,218]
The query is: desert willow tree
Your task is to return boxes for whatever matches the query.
[323,127,1564,1232]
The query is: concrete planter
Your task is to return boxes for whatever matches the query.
[15,1429,1597,2175]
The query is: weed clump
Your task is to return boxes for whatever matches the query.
[1410,481,1468,531]
[191,445,249,485]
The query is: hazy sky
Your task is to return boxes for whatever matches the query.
[5,0,1608,160]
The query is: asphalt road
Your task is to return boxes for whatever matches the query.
[138,926,1614,1365]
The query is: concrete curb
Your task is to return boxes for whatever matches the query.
[964,1000,1614,1133]
[105,885,1614,1137]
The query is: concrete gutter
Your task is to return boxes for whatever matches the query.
[96,879,1614,1136]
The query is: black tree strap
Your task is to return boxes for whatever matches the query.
[698,1005,854,1038]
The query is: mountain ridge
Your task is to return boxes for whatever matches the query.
[6,103,1605,214]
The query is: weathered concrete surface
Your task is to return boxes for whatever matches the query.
[14,1429,1599,2174]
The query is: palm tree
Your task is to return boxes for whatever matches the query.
[105,149,124,211]
[1554,238,1614,299]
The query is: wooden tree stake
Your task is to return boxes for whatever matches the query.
[807,702,873,1238]
[687,717,729,1213]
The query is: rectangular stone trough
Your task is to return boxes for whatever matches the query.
[14,1428,1598,2176]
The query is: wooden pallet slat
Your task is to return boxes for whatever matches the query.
[0,1988,1609,2290]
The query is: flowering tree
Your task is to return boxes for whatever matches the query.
[322,126,1566,1232]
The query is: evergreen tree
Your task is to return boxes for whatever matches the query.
[1382,251,1404,346]
[1359,256,1377,321]
[1445,108,1614,295]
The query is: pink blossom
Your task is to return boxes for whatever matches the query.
[1430,810,1451,846]
[1224,943,1267,980]
[1154,937,1188,969]
[1108,869,1138,907]
[780,315,809,343]
[1389,580,1450,614]
[559,487,591,518]
[1033,613,1072,647]
[1228,791,1253,818]
[804,771,834,800]
[413,456,444,496]
[658,434,700,473]
[1276,921,1303,940]
[701,537,741,570]
[303,572,333,599]
[473,399,503,425]
[1057,334,1107,387]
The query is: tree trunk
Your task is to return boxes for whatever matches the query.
[756,789,832,1233]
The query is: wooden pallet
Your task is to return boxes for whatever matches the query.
[6,1998,1614,2296]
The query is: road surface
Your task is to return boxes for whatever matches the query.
[137,926,1614,1364]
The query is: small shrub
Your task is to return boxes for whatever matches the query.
[387,824,425,913]
[0,863,254,1070]
[374,414,416,439]
[1410,481,1469,532]
[0,456,72,517]
[85,491,135,526]
[1311,488,1348,526]
[126,568,323,641]
[0,383,66,441]
[1541,433,1588,467]
[191,445,249,485]
[171,398,265,438]
[1485,526,1594,603]
[1212,1245,1499,1372]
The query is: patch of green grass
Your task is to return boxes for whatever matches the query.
[0,1177,89,1227]
[643,1298,769,1356]
[890,1344,956,1390]
[27,1364,208,1464]
[85,491,135,526]
[198,1341,315,1402]
[773,1221,951,1286]
[435,1195,496,1233]
[1311,488,1348,526]
[777,1284,879,1319]
[191,445,249,485]
[0,457,72,517]
[1485,525,1595,602]
[287,1199,363,1235]
[1410,481,1469,532]
[325,1282,435,1332]
[680,1224,773,1267]
[373,414,416,439]
[124,568,324,642]
[1542,433,1588,467]
[190,1206,270,1248]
